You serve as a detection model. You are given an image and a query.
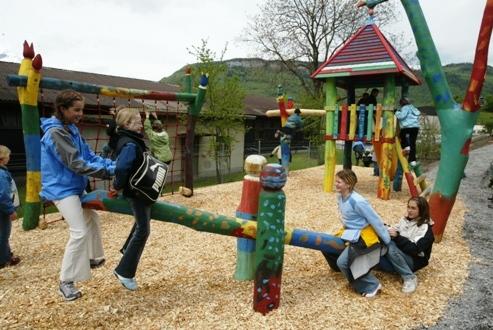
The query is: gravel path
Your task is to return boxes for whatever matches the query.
[421,142,493,329]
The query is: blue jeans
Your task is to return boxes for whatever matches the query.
[0,213,12,265]
[337,246,381,295]
[378,241,415,280]
[115,198,151,278]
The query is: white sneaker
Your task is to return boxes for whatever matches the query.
[402,276,418,293]
[362,283,382,298]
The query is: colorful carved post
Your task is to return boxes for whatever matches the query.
[277,85,289,126]
[413,162,428,192]
[323,79,338,192]
[16,42,42,230]
[234,155,266,281]
[348,103,357,140]
[339,104,348,141]
[377,77,396,200]
[253,164,286,315]
[358,104,366,139]
[374,104,382,142]
[358,0,493,240]
[366,104,374,141]
[395,137,419,197]
[332,104,340,139]
[183,74,208,196]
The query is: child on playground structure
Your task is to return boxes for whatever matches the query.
[109,107,153,291]
[366,88,379,106]
[101,106,123,159]
[40,90,115,301]
[321,169,391,298]
[378,196,434,293]
[356,92,370,106]
[144,111,172,165]
[395,97,421,166]
[0,145,21,269]
[275,108,303,139]
[352,141,365,166]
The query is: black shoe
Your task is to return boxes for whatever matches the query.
[89,258,105,269]
[0,255,21,269]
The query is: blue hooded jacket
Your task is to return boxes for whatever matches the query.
[395,104,420,129]
[285,113,303,130]
[40,117,115,201]
[0,165,15,216]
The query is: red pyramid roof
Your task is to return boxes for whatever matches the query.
[311,22,420,88]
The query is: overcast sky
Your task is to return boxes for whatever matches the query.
[0,0,490,81]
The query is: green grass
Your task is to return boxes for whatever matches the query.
[478,111,493,132]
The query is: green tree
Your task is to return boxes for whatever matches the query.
[189,40,246,183]
[482,94,493,112]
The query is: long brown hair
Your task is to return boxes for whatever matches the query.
[408,196,431,226]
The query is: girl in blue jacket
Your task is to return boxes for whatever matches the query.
[0,145,21,268]
[395,98,421,165]
[322,169,391,297]
[40,90,115,301]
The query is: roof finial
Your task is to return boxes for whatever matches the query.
[365,13,375,25]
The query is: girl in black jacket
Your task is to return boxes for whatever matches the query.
[109,107,150,291]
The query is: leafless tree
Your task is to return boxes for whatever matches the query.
[244,0,399,99]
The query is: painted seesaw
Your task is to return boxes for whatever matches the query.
[81,155,344,315]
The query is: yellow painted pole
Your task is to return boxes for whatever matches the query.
[377,77,396,200]
[348,103,357,140]
[323,79,337,192]
[374,104,382,142]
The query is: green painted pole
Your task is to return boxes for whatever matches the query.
[253,164,286,315]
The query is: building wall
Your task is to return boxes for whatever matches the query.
[196,129,245,178]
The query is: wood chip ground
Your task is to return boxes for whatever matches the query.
[0,166,469,329]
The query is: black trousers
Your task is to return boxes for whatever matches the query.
[399,127,419,163]
[116,198,151,278]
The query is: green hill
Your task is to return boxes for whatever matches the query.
[161,59,493,107]
[161,58,304,99]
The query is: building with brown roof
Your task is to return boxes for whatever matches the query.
[0,60,285,182]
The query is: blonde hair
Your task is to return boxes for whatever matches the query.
[0,145,11,160]
[336,169,358,191]
[115,107,140,128]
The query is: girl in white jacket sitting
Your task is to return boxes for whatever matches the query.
[379,196,435,293]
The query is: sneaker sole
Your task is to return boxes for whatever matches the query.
[113,271,137,291]
[362,284,382,298]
